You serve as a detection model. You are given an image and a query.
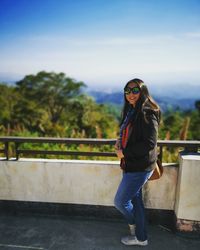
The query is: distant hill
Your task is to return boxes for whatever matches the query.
[87,90,197,112]
[154,96,196,112]
[1,73,199,112]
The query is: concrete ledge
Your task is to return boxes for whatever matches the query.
[0,158,178,210]
[2,156,200,235]
[174,153,200,235]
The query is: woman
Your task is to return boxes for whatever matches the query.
[114,78,161,246]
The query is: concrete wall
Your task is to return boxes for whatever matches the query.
[144,164,178,210]
[175,154,200,221]
[0,158,178,210]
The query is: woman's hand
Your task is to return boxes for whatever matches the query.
[116,149,124,159]
[114,139,120,150]
[115,139,124,159]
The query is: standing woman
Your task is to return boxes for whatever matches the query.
[114,78,161,246]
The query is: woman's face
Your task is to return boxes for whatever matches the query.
[125,82,141,107]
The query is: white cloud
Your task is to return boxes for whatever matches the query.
[184,32,200,38]
[22,34,179,46]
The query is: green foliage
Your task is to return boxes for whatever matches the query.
[0,72,119,140]
[159,111,184,139]
[0,83,19,134]
[0,73,199,162]
[187,110,200,140]
[158,108,200,141]
[13,71,86,136]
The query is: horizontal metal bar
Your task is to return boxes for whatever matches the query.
[0,137,199,147]
[0,137,116,145]
[157,140,200,147]
[0,137,199,161]
[16,149,116,157]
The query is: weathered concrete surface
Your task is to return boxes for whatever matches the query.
[144,163,178,210]
[175,154,200,222]
[0,159,178,210]
[0,214,200,250]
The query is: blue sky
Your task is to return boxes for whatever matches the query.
[0,0,200,90]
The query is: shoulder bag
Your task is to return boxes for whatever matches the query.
[148,159,164,181]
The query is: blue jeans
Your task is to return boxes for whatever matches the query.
[114,171,153,241]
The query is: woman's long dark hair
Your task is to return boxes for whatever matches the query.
[121,78,161,125]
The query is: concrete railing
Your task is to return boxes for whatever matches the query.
[0,138,200,234]
[0,158,177,210]
[175,154,200,233]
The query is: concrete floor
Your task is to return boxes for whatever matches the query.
[0,214,200,250]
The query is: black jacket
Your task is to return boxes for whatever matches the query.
[122,100,159,172]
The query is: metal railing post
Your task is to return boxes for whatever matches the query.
[5,142,9,160]
[15,142,20,160]
[158,145,163,163]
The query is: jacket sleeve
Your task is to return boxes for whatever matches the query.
[122,112,158,158]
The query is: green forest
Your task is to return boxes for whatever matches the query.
[0,71,199,161]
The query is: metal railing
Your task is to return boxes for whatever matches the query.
[0,136,199,162]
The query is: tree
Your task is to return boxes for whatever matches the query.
[62,95,118,138]
[195,100,200,114]
[188,100,200,140]
[159,111,184,139]
[14,71,86,135]
[0,83,19,134]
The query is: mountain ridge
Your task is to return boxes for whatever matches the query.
[87,90,197,112]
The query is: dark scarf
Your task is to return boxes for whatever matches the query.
[119,107,135,149]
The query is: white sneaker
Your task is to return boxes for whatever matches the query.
[121,236,148,246]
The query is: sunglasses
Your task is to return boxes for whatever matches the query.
[124,86,140,95]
